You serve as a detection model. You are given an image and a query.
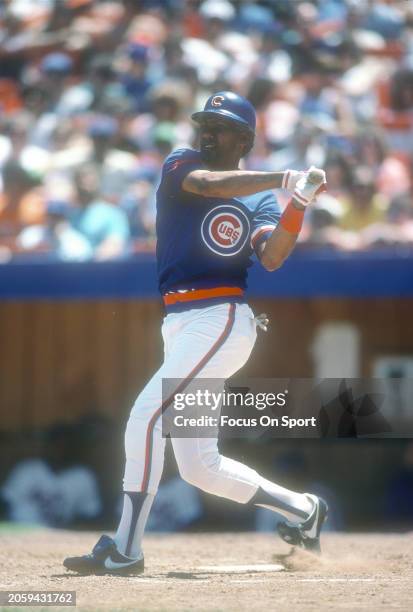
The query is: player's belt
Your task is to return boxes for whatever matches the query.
[163,286,244,306]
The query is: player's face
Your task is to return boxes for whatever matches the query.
[198,118,247,168]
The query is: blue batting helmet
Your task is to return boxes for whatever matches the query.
[191,91,256,134]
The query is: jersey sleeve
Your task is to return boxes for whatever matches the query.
[161,148,203,192]
[250,191,281,254]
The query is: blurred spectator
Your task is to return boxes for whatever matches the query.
[86,114,138,205]
[28,51,83,150]
[130,80,193,152]
[85,53,123,113]
[0,160,45,261]
[303,192,353,250]
[1,0,413,257]
[267,119,328,173]
[120,167,157,253]
[118,42,153,113]
[359,189,413,248]
[339,166,388,232]
[299,68,355,135]
[0,423,101,527]
[17,199,93,261]
[0,112,32,166]
[323,153,353,198]
[71,163,130,260]
[353,129,411,198]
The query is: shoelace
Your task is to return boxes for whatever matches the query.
[254,313,269,332]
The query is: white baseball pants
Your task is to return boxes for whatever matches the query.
[123,302,264,503]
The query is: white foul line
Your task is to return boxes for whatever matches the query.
[297,578,405,583]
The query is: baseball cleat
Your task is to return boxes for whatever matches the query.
[63,535,144,575]
[277,494,328,554]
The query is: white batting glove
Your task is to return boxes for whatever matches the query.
[292,166,327,207]
[281,169,307,191]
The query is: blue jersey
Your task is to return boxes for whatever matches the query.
[156,148,280,311]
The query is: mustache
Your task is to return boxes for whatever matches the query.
[200,144,219,161]
[201,138,217,146]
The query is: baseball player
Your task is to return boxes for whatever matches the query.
[64,91,327,575]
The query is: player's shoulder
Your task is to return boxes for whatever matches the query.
[163,147,201,171]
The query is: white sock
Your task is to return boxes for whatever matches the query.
[114,491,154,558]
[250,476,314,523]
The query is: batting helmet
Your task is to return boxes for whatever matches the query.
[191,91,256,134]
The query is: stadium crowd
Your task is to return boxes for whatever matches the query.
[1,0,413,262]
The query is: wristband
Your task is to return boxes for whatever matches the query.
[279,199,305,234]
[281,170,292,189]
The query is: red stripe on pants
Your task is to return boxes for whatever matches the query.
[140,303,236,492]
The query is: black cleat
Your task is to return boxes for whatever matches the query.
[277,494,328,554]
[63,535,144,576]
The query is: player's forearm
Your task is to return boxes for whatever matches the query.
[260,224,299,271]
[260,168,327,271]
[183,169,285,198]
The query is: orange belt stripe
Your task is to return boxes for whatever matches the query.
[163,286,244,306]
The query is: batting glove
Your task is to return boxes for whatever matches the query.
[292,166,327,208]
[281,169,307,191]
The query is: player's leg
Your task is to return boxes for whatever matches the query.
[170,303,326,548]
[113,315,176,559]
[63,303,256,573]
[63,317,175,574]
[173,433,327,550]
[172,436,314,522]
[113,302,255,563]
[63,302,321,574]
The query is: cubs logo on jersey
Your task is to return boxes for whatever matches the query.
[201,205,250,256]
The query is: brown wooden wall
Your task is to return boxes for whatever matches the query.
[0,298,412,431]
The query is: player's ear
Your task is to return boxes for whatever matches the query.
[239,132,254,157]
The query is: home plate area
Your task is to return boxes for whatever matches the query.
[1,530,412,611]
[197,563,285,573]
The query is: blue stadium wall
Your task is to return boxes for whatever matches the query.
[0,250,412,431]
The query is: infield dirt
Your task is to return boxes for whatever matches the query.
[0,530,412,611]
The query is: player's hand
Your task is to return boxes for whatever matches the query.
[292,166,327,208]
[281,169,306,191]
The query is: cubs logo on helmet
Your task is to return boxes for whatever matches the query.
[211,95,224,107]
[201,205,250,256]
[191,91,256,134]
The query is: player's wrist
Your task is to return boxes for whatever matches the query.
[290,198,306,211]
[281,170,306,191]
[279,198,306,234]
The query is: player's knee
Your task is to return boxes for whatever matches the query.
[177,452,221,491]
[177,461,206,487]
